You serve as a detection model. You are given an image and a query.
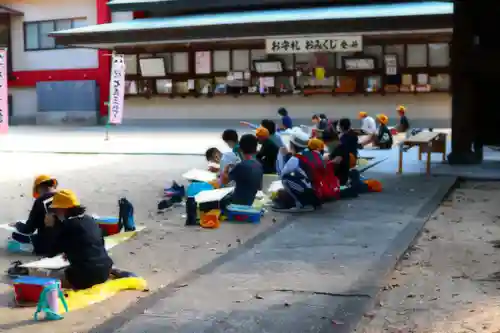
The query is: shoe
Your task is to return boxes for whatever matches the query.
[7,260,29,278]
[272,205,315,213]
[157,199,173,211]
[164,181,185,198]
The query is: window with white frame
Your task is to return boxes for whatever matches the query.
[24,18,87,51]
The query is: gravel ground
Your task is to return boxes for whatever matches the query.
[0,153,280,333]
[356,181,500,333]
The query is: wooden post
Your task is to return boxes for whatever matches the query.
[448,0,479,164]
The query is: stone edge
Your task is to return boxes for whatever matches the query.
[88,212,301,333]
[329,175,458,333]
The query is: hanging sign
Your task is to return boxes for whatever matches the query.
[266,36,362,54]
[384,54,398,76]
[195,51,211,74]
[108,54,126,125]
[0,49,8,133]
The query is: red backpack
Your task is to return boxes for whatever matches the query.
[296,150,340,201]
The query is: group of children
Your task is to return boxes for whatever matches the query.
[205,105,410,212]
[9,175,113,290]
[358,105,410,149]
[205,110,370,212]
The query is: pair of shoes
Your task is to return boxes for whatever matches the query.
[164,181,185,199]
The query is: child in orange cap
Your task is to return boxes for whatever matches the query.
[47,189,113,290]
[395,105,410,133]
[9,175,60,256]
[256,126,279,174]
[360,114,393,149]
[358,111,376,135]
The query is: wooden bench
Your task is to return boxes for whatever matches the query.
[398,131,447,176]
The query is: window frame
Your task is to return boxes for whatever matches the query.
[23,17,87,51]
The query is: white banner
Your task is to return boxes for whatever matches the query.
[108,54,126,125]
[0,49,8,133]
[266,36,362,54]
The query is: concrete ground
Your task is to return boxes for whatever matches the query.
[0,126,459,333]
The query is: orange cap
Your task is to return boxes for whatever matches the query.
[32,175,57,198]
[358,111,367,119]
[308,138,325,151]
[376,114,389,125]
[255,126,270,138]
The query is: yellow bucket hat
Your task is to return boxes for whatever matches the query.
[32,174,57,198]
[255,126,270,138]
[51,189,80,209]
[397,105,406,113]
[308,138,325,151]
[376,114,389,125]
[358,111,367,119]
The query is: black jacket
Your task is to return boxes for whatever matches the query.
[49,214,113,271]
[257,138,279,174]
[15,192,60,255]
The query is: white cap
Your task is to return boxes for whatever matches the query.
[289,128,310,148]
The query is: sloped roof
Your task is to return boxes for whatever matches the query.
[54,1,452,36]
[51,1,452,48]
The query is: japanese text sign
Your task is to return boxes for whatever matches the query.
[266,36,362,54]
[108,54,126,125]
[0,49,8,133]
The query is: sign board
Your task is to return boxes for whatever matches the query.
[108,54,126,125]
[344,58,375,70]
[195,51,211,74]
[0,49,8,133]
[266,36,362,54]
[384,54,398,75]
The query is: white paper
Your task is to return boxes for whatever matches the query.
[268,180,284,193]
[195,187,234,203]
[182,169,217,182]
[21,227,146,269]
[188,79,195,90]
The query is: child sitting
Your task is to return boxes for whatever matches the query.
[273,130,322,212]
[360,114,393,149]
[205,147,239,188]
[9,175,61,256]
[255,126,279,174]
[47,189,113,290]
[222,129,244,160]
[225,134,263,206]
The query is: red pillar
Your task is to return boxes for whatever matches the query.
[96,0,111,121]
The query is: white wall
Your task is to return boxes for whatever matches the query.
[123,94,451,127]
[7,0,98,71]
[10,88,37,124]
[111,11,133,22]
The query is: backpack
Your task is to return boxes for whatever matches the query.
[296,150,340,201]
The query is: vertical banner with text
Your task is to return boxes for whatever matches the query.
[108,54,126,125]
[0,49,9,133]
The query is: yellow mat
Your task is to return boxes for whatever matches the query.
[59,277,148,313]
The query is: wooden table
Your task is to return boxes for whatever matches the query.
[398,131,447,175]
